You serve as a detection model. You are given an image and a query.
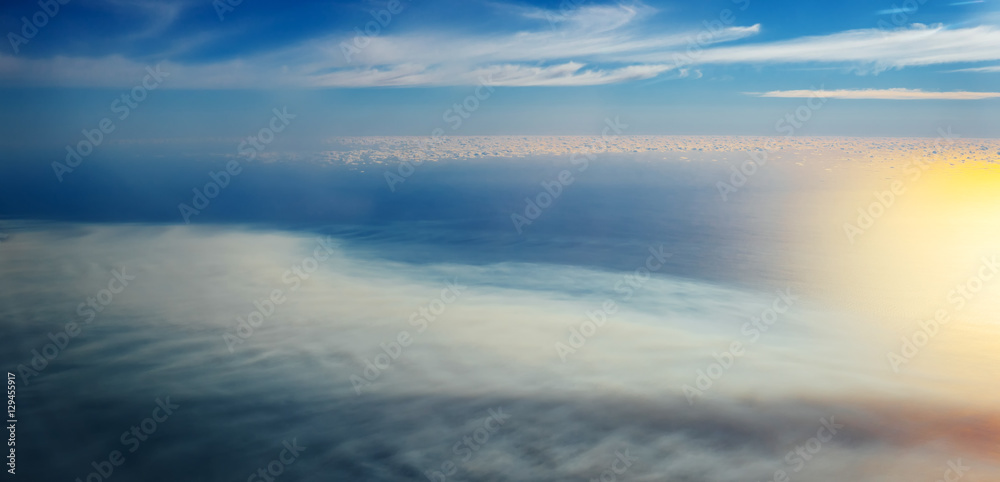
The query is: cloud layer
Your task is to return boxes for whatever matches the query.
[751,88,1000,100]
[4,2,1000,88]
[2,223,999,480]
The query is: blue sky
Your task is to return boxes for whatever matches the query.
[2,0,1000,139]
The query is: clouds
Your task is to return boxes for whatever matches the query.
[310,62,675,87]
[948,64,1000,72]
[1,2,755,87]
[690,24,1000,71]
[283,14,1000,87]
[751,88,1000,100]
[334,5,756,67]
[3,222,1000,480]
[1,0,999,92]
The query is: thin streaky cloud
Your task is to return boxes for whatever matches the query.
[2,3,1000,88]
[632,25,1000,71]
[750,88,1000,100]
[875,7,917,15]
[0,3,752,88]
[947,65,1000,72]
[311,62,676,87]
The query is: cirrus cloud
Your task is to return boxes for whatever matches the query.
[749,88,1000,100]
[3,3,1000,88]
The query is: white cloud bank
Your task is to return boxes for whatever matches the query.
[4,223,1000,480]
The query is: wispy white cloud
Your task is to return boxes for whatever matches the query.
[2,2,1000,88]
[309,62,674,87]
[626,24,1000,72]
[328,4,757,71]
[947,64,1000,72]
[0,3,753,88]
[876,7,917,15]
[750,88,1000,100]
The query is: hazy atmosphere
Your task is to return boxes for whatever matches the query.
[1,1,999,481]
